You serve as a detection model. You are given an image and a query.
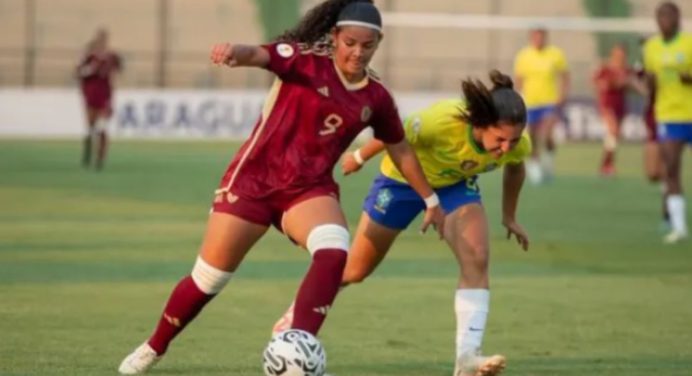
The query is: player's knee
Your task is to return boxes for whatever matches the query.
[306,224,350,255]
[190,256,233,295]
[463,244,490,272]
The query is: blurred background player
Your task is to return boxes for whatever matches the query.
[643,1,692,243]
[118,1,445,374]
[593,43,646,176]
[514,28,569,184]
[76,28,121,170]
[274,70,530,376]
[635,37,669,227]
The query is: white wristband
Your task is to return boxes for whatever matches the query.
[423,193,440,208]
[353,149,365,166]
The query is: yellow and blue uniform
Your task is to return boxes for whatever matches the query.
[363,99,532,229]
[514,45,568,126]
[644,32,692,143]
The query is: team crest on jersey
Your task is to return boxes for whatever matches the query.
[317,86,330,97]
[410,116,422,136]
[361,106,372,123]
[677,52,686,63]
[276,43,295,58]
[374,188,393,214]
[460,160,479,171]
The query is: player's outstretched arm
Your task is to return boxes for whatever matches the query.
[341,139,386,175]
[210,43,270,68]
[502,162,529,251]
[385,140,445,238]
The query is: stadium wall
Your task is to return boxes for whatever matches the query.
[0,88,646,141]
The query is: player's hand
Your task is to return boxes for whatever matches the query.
[420,205,445,239]
[341,152,363,176]
[679,72,692,84]
[210,43,237,67]
[502,218,529,251]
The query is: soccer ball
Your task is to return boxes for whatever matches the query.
[262,329,326,376]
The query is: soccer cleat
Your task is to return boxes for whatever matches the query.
[663,229,689,244]
[118,342,162,375]
[271,301,295,337]
[599,163,615,177]
[454,351,506,376]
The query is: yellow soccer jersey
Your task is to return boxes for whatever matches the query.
[644,33,692,122]
[514,45,568,108]
[380,99,532,188]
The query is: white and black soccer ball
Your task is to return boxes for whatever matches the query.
[262,329,326,376]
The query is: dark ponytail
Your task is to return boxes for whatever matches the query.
[275,0,374,44]
[460,70,526,128]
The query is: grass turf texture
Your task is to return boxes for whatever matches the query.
[1,140,691,376]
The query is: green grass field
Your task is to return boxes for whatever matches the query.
[1,140,691,376]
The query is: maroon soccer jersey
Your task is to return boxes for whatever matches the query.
[218,42,405,200]
[78,52,121,109]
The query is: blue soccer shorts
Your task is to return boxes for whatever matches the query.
[363,174,482,230]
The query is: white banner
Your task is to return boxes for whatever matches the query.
[0,88,647,141]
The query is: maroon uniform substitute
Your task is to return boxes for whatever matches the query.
[78,53,121,113]
[594,65,631,122]
[213,42,404,228]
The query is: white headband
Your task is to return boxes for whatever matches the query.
[336,20,382,32]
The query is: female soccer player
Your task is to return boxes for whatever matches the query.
[76,29,121,170]
[275,70,531,376]
[118,1,445,374]
[643,1,691,243]
[514,28,569,184]
[593,44,645,176]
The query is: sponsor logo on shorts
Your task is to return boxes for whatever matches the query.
[226,192,239,204]
[374,188,393,214]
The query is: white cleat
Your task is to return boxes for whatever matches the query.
[454,351,506,376]
[118,342,162,375]
[663,230,689,244]
[271,301,295,337]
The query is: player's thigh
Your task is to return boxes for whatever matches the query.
[282,195,348,249]
[443,203,490,272]
[198,212,269,272]
[600,109,620,135]
[659,140,685,178]
[85,107,99,126]
[343,212,401,283]
[643,142,664,181]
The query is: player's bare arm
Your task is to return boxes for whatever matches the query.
[558,71,571,107]
[384,140,446,238]
[209,43,270,68]
[679,71,692,85]
[341,138,385,175]
[502,162,529,251]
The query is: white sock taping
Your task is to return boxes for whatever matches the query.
[455,289,490,357]
[190,256,233,295]
[306,224,350,255]
[95,118,109,132]
[603,134,617,151]
[667,194,688,234]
